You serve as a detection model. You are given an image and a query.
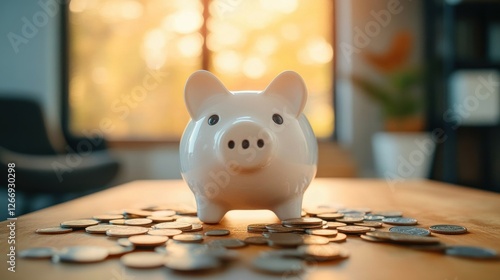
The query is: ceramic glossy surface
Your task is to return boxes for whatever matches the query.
[180,70,318,223]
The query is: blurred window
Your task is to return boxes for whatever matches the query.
[68,0,334,141]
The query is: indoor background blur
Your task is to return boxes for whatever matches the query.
[1,0,499,220]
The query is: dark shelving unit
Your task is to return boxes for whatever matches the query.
[424,0,500,192]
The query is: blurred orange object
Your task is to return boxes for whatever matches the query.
[362,31,412,73]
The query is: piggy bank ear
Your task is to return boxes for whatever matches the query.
[263,71,307,117]
[185,70,230,120]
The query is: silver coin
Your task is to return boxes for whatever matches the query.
[55,246,109,263]
[382,217,418,226]
[429,225,467,235]
[121,252,166,268]
[35,227,73,234]
[173,234,204,243]
[364,215,384,221]
[85,224,118,234]
[19,247,56,259]
[165,255,220,271]
[205,229,230,236]
[372,211,403,217]
[335,216,364,224]
[183,223,203,232]
[353,222,383,228]
[60,219,99,229]
[210,238,247,248]
[252,256,305,274]
[106,226,149,237]
[107,245,134,256]
[244,236,269,245]
[268,233,304,247]
[389,226,431,236]
[445,246,498,259]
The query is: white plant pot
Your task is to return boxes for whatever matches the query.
[372,132,435,179]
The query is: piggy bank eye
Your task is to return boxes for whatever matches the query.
[272,113,283,125]
[208,114,219,126]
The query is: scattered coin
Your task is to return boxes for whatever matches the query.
[305,229,338,237]
[210,238,247,248]
[205,229,230,236]
[176,216,202,224]
[383,217,418,226]
[117,238,133,247]
[124,218,153,226]
[148,229,182,237]
[360,234,385,242]
[328,233,347,243]
[183,223,203,232]
[445,246,498,259]
[304,207,338,216]
[92,214,123,221]
[121,252,166,268]
[154,222,192,231]
[147,216,176,223]
[316,213,344,220]
[337,226,372,234]
[19,247,56,259]
[390,226,431,236]
[151,210,176,217]
[35,227,73,234]
[247,224,268,233]
[60,219,99,229]
[268,233,304,247]
[336,216,364,224]
[85,224,118,234]
[107,245,134,256]
[302,235,330,245]
[339,207,371,214]
[366,231,440,244]
[106,226,149,237]
[252,256,305,274]
[298,244,349,261]
[354,222,383,228]
[429,225,468,235]
[129,235,169,246]
[364,215,385,221]
[55,246,109,263]
[323,222,347,229]
[372,211,403,218]
[282,217,323,226]
[109,219,126,225]
[165,255,220,271]
[123,209,154,217]
[244,236,269,245]
[173,234,204,243]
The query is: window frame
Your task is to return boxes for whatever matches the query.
[60,0,337,146]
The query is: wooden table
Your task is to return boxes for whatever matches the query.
[1,179,500,280]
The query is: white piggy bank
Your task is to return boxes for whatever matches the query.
[180,70,318,223]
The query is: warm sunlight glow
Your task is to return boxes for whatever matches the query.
[70,0,334,139]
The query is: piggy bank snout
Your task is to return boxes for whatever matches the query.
[218,122,274,173]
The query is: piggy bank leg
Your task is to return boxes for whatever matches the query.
[196,200,227,224]
[272,196,303,221]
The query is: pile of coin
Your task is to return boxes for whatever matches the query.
[20,204,498,276]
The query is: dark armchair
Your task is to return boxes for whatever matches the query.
[0,96,120,213]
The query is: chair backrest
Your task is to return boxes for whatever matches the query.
[0,96,57,155]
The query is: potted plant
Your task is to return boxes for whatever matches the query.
[352,31,435,179]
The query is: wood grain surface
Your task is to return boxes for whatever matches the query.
[1,178,499,280]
